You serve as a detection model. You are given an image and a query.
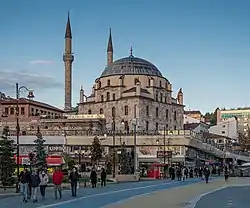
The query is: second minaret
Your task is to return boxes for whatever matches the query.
[63,12,74,110]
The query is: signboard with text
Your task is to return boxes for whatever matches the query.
[157,150,172,158]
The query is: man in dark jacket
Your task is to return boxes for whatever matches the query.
[19,168,30,203]
[69,167,79,197]
[101,168,107,187]
[30,170,41,203]
[204,167,210,183]
[90,168,97,188]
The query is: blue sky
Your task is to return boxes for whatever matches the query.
[1,0,250,113]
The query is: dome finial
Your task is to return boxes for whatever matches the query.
[130,46,133,57]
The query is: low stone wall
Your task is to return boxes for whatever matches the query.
[115,174,140,183]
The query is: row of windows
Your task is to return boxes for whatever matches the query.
[88,106,177,121]
[4,107,25,115]
[3,107,60,117]
[96,78,169,89]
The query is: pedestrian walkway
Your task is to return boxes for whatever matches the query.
[107,177,250,208]
[0,178,203,208]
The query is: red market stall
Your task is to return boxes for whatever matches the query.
[14,155,65,166]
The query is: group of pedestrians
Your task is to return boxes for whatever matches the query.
[19,167,49,203]
[19,166,107,203]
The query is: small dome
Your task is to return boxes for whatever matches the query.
[100,56,163,78]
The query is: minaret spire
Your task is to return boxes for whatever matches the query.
[63,12,74,111]
[65,11,72,39]
[107,28,113,65]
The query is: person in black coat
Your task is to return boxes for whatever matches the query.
[90,168,97,188]
[101,168,107,186]
[69,167,79,197]
[204,167,210,183]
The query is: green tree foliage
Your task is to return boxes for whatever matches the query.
[0,126,16,186]
[90,136,103,164]
[120,142,130,174]
[33,129,47,170]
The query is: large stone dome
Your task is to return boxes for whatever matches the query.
[100,55,163,78]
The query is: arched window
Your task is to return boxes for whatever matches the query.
[160,93,163,102]
[174,111,177,121]
[106,92,110,101]
[107,79,110,86]
[156,122,158,131]
[155,92,158,101]
[88,109,92,114]
[166,109,169,120]
[124,105,128,115]
[100,108,103,114]
[101,95,104,102]
[159,81,162,88]
[112,93,116,101]
[124,121,129,132]
[146,121,149,131]
[146,106,149,116]
[156,107,159,118]
[112,107,116,117]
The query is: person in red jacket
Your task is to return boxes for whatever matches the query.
[52,167,64,199]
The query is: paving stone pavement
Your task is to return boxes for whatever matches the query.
[107,177,250,208]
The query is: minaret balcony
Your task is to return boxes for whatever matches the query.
[63,54,74,62]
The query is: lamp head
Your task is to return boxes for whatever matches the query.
[27,91,35,99]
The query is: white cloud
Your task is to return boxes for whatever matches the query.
[0,69,63,92]
[29,60,54,65]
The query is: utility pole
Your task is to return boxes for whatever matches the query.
[112,115,116,178]
[163,127,166,177]
[132,105,137,174]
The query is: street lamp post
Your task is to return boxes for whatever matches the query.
[163,127,166,178]
[111,114,124,178]
[15,83,34,193]
[132,118,137,174]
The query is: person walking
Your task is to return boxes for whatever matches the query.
[224,165,229,181]
[52,167,64,200]
[39,170,49,200]
[69,167,79,197]
[204,167,210,183]
[30,170,41,203]
[19,168,30,203]
[100,168,107,187]
[90,168,97,188]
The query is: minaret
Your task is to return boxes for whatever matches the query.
[63,12,74,111]
[107,28,113,65]
[80,85,84,103]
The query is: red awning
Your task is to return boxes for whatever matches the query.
[14,155,65,166]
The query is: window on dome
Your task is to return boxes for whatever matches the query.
[101,95,104,102]
[148,78,150,87]
[160,81,162,88]
[106,92,110,101]
[112,93,116,101]
[98,81,101,89]
[107,79,110,86]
